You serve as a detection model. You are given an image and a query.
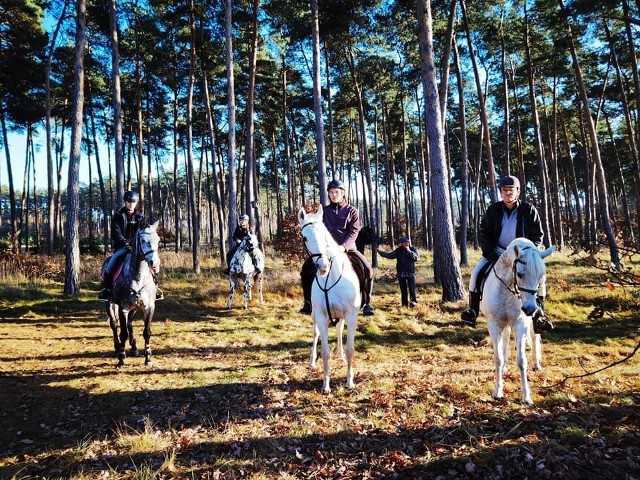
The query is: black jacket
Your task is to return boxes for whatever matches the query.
[111,207,147,250]
[379,246,419,275]
[232,225,250,244]
[478,200,543,260]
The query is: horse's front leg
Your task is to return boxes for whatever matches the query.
[127,311,139,357]
[313,312,331,394]
[226,277,236,309]
[488,320,506,400]
[515,327,533,405]
[336,319,346,363]
[143,306,154,367]
[117,309,129,368]
[310,321,320,368]
[256,274,264,304]
[344,314,357,389]
[529,325,542,371]
[107,304,119,355]
[243,277,251,309]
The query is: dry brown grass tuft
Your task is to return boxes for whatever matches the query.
[0,246,638,479]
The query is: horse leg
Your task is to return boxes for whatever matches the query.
[226,277,236,309]
[530,326,542,371]
[501,326,511,374]
[107,304,119,355]
[488,320,506,400]
[344,313,357,389]
[310,321,320,368]
[127,312,139,357]
[143,306,154,367]
[257,274,264,304]
[515,324,533,405]
[243,276,251,309]
[117,309,128,368]
[314,312,331,393]
[336,319,346,363]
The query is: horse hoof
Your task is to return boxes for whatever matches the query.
[130,348,139,357]
[145,360,153,367]
[345,381,355,389]
[522,398,534,405]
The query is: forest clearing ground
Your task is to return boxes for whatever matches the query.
[0,247,638,479]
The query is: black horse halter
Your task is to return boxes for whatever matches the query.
[492,248,539,298]
[301,221,346,324]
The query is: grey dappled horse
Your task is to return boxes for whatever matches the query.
[481,237,555,404]
[104,220,161,368]
[226,234,264,309]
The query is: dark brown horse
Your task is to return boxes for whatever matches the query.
[104,221,161,368]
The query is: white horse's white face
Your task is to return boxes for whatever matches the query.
[139,220,161,273]
[298,206,334,277]
[506,239,554,316]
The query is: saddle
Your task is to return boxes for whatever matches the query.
[101,255,126,284]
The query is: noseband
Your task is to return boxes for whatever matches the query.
[492,250,539,298]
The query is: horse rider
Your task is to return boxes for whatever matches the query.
[224,214,261,274]
[299,179,375,316]
[98,190,163,302]
[460,175,553,333]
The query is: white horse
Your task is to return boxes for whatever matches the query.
[481,237,555,405]
[298,205,361,393]
[226,234,264,309]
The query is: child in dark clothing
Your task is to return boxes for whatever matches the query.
[378,237,419,307]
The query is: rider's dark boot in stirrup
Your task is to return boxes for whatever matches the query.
[461,291,480,327]
[299,301,312,314]
[532,296,554,334]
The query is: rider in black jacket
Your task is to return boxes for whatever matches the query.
[98,191,163,302]
[461,176,553,333]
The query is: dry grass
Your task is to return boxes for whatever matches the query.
[0,246,638,479]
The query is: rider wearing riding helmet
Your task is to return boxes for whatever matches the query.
[224,213,261,274]
[460,175,553,333]
[299,179,375,316]
[98,190,163,302]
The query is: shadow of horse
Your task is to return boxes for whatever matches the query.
[103,220,161,368]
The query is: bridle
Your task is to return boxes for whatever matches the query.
[492,248,539,298]
[301,221,346,324]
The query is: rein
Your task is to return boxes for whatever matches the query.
[491,254,539,298]
[302,221,345,325]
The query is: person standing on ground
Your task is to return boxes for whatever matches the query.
[378,236,419,308]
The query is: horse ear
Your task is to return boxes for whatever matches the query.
[316,204,323,217]
[298,207,307,225]
[151,220,159,230]
[540,245,556,259]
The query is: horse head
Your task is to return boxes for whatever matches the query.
[135,220,161,273]
[503,238,555,316]
[298,205,339,277]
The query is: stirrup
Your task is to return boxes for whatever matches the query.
[533,314,554,334]
[155,288,164,301]
[460,308,477,327]
[98,288,111,303]
[299,301,312,314]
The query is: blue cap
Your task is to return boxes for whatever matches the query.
[400,237,410,243]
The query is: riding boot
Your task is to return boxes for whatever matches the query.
[362,278,375,316]
[98,275,112,302]
[461,291,480,327]
[299,265,313,314]
[532,295,554,334]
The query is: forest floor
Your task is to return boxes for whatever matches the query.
[0,247,638,479]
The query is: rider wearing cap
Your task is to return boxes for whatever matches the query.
[99,191,163,302]
[299,179,375,316]
[460,175,553,333]
[224,214,261,274]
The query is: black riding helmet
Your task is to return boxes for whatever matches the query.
[124,191,139,202]
[327,179,345,191]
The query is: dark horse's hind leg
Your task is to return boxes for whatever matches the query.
[107,305,120,355]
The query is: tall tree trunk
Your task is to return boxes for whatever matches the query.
[454,41,469,266]
[244,0,260,246]
[186,0,200,273]
[0,107,17,248]
[226,0,238,253]
[438,0,457,128]
[560,0,619,267]
[460,0,496,203]
[64,0,86,295]
[109,0,124,207]
[524,5,552,247]
[418,0,465,302]
[45,0,70,255]
[311,0,328,204]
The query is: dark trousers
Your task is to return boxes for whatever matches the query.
[399,276,416,307]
